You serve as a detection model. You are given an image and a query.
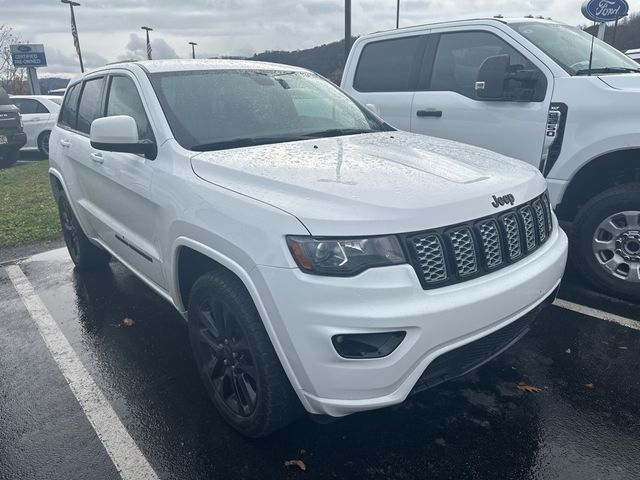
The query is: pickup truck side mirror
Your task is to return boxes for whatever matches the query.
[476,55,541,102]
[90,115,157,159]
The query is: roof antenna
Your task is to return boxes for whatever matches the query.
[587,21,596,76]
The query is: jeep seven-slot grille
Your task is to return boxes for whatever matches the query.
[406,193,554,289]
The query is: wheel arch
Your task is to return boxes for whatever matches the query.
[172,237,310,409]
[556,148,640,222]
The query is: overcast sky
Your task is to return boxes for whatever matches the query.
[1,0,596,77]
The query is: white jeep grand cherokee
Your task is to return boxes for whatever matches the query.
[49,60,567,437]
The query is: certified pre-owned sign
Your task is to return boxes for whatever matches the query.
[10,44,47,67]
[582,0,629,23]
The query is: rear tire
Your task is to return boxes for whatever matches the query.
[188,270,301,437]
[572,183,640,302]
[57,194,111,269]
[0,150,19,168]
[37,131,51,157]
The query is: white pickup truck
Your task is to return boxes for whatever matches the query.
[342,18,640,302]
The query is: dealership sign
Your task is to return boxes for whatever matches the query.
[582,0,629,23]
[10,44,47,67]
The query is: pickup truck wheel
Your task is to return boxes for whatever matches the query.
[57,194,111,269]
[572,183,640,302]
[37,131,51,157]
[0,150,19,168]
[188,271,301,437]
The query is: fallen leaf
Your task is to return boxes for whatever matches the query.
[585,383,594,389]
[565,348,571,354]
[284,460,307,471]
[298,449,306,455]
[122,318,135,327]
[517,382,542,393]
[619,346,628,350]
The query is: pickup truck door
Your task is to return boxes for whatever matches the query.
[82,73,167,290]
[410,27,553,169]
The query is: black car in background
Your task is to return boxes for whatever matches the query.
[0,87,26,168]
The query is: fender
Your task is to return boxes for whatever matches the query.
[170,236,313,411]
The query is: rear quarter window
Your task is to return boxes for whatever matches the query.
[59,84,81,130]
[353,36,421,92]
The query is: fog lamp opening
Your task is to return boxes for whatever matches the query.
[332,331,406,359]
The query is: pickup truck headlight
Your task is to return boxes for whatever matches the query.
[286,235,406,276]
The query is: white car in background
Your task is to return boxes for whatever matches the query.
[11,95,62,156]
[626,49,640,63]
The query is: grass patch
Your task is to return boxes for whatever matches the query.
[0,161,61,248]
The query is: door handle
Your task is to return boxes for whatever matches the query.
[416,109,443,118]
[60,139,71,148]
[90,152,104,164]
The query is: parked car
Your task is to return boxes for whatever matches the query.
[49,59,568,437]
[626,48,640,64]
[0,87,26,168]
[48,88,67,97]
[11,95,61,156]
[342,18,640,302]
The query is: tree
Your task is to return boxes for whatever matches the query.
[0,24,26,94]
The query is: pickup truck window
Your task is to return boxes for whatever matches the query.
[150,69,391,151]
[430,31,536,99]
[510,22,640,75]
[105,76,154,143]
[353,36,421,92]
[77,77,105,135]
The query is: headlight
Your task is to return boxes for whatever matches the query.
[286,235,406,276]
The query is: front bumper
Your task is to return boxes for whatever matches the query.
[252,225,568,417]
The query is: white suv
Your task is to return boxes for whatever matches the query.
[342,18,640,302]
[49,60,567,437]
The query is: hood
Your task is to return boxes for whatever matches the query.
[598,73,640,91]
[191,131,546,236]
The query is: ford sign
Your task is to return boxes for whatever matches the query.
[582,0,629,23]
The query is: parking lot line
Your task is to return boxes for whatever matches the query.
[553,298,640,331]
[5,265,161,480]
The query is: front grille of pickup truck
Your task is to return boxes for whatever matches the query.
[406,192,553,290]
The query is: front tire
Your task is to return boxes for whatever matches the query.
[188,271,301,437]
[0,150,19,168]
[38,131,51,157]
[57,194,111,269]
[572,183,640,302]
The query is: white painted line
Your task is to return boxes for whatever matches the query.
[5,265,160,480]
[553,298,640,331]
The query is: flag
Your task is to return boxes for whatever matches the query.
[70,7,81,59]
[146,36,152,60]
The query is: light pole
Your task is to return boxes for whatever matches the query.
[189,41,197,59]
[396,0,400,28]
[344,0,351,65]
[61,0,84,72]
[141,26,153,60]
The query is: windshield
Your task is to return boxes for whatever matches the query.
[149,69,391,151]
[510,22,640,75]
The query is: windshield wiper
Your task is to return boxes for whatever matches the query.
[300,128,383,139]
[190,135,307,152]
[575,66,640,76]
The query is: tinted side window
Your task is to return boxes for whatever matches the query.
[36,101,50,114]
[354,36,421,92]
[13,98,39,115]
[105,76,153,142]
[60,84,81,129]
[77,77,106,134]
[430,31,537,99]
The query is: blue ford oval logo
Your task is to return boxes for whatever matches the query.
[17,45,31,52]
[582,0,629,23]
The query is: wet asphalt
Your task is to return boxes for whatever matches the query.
[1,248,639,480]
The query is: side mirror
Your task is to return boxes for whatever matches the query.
[90,115,156,159]
[365,103,381,116]
[475,54,510,100]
